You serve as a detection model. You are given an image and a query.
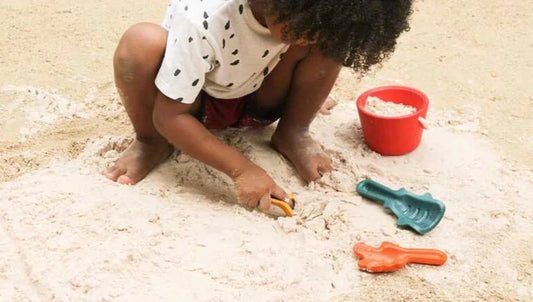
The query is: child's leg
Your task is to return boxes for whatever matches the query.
[103,23,175,184]
[249,46,342,182]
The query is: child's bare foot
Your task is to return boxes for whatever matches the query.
[102,138,173,185]
[271,130,332,183]
[319,96,338,115]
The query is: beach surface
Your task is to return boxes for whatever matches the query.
[1,0,532,301]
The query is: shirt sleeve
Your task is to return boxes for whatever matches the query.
[155,13,214,104]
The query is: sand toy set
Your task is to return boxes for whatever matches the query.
[349,86,448,273]
[353,179,447,272]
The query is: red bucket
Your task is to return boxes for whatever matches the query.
[356,86,429,155]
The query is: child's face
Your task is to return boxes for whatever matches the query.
[264,15,316,47]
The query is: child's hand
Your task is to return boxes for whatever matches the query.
[233,163,287,213]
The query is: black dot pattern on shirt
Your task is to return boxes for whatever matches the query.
[253,84,258,88]
[226,83,234,87]
[230,33,235,39]
[174,69,181,76]
[188,37,193,43]
[232,49,239,55]
[263,67,269,76]
[192,79,200,86]
[184,5,188,11]
[203,11,208,19]
[202,54,209,59]
[176,97,184,102]
[230,60,240,66]
[222,39,226,48]
[239,4,243,14]
[262,50,269,58]
[280,52,287,60]
[203,20,208,30]
[225,20,231,30]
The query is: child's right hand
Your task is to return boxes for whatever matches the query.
[233,163,287,213]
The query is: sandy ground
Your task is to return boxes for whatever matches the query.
[1,0,532,301]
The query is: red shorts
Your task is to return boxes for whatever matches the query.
[195,91,281,130]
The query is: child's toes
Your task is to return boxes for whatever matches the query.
[116,165,150,185]
[117,174,136,185]
[103,166,125,181]
[101,165,116,175]
[319,97,338,115]
[317,166,329,177]
[317,161,332,177]
[302,166,321,183]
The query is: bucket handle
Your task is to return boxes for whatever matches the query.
[418,117,429,129]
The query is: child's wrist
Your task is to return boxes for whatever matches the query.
[228,159,256,180]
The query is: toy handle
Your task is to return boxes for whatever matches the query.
[356,179,401,205]
[401,248,447,266]
[269,198,294,217]
[418,116,429,129]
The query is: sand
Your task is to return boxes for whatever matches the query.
[364,96,417,117]
[1,0,532,301]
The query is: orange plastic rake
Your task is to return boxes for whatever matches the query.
[353,242,447,273]
[269,194,296,217]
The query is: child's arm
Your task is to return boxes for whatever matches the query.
[152,91,287,211]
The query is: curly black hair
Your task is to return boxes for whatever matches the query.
[255,0,413,73]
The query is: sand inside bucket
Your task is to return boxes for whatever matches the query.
[364,96,417,117]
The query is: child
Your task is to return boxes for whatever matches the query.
[103,0,413,213]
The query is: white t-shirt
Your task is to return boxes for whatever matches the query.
[155,0,290,103]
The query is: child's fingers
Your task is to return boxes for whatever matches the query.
[271,185,288,201]
[248,199,259,209]
[237,192,258,209]
[246,196,260,209]
[258,194,271,212]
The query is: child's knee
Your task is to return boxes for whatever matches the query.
[114,23,167,80]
